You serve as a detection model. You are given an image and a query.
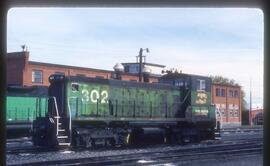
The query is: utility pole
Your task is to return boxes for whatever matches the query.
[249,78,252,126]
[138,48,143,82]
[137,48,149,82]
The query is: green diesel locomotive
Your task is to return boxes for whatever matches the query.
[32,73,217,147]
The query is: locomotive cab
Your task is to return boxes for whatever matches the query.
[160,73,217,139]
[160,72,215,121]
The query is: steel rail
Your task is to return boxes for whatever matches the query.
[8,140,263,166]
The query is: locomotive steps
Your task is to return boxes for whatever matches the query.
[56,117,71,146]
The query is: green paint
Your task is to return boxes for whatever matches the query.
[66,79,215,122]
[190,91,215,121]
[6,96,47,122]
[67,81,181,119]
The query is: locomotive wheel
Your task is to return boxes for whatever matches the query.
[168,133,177,144]
[109,138,116,146]
[91,139,96,147]
[194,134,201,143]
[84,135,92,148]
[74,134,84,147]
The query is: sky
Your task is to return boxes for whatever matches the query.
[7,8,264,109]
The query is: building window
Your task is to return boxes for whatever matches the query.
[228,89,239,98]
[221,89,225,97]
[228,104,234,117]
[234,110,239,117]
[234,105,239,117]
[216,103,226,117]
[135,66,139,72]
[216,88,225,97]
[221,110,225,116]
[229,90,234,97]
[234,90,239,98]
[96,76,104,79]
[124,66,129,72]
[229,110,233,117]
[32,70,43,83]
[196,79,206,91]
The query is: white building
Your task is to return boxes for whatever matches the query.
[121,62,165,76]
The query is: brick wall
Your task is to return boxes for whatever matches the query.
[6,51,160,87]
[251,108,263,125]
[25,62,113,86]
[6,51,29,86]
[212,84,242,126]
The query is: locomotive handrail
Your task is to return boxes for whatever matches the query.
[67,97,76,143]
[51,97,60,118]
[180,90,191,104]
[49,96,60,136]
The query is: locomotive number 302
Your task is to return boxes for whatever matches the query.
[81,89,108,103]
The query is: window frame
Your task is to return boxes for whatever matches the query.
[216,88,226,97]
[196,79,206,91]
[32,70,43,83]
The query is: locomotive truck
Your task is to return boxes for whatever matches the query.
[32,73,218,147]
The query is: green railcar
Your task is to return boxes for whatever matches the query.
[6,86,48,138]
[6,96,47,122]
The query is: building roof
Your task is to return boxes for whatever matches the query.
[212,83,241,88]
[29,61,160,78]
[160,72,210,79]
[29,61,113,73]
[121,62,165,68]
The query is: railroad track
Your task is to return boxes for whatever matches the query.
[8,139,262,166]
[7,146,58,154]
[7,136,262,155]
[6,131,262,154]
[221,127,263,133]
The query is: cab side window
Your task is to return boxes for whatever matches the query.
[196,79,206,91]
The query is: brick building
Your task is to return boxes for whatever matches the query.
[212,83,242,127]
[7,51,244,127]
[251,108,263,125]
[6,51,160,87]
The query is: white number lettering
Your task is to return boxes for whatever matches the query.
[81,89,89,102]
[90,89,99,103]
[81,89,109,103]
[101,90,108,103]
